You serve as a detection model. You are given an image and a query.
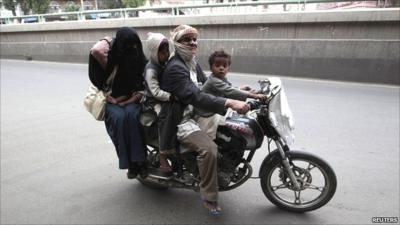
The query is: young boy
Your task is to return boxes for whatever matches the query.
[142,32,172,173]
[143,32,171,114]
[202,50,266,102]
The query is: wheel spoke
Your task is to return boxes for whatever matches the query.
[304,181,325,192]
[294,190,301,204]
[307,163,316,171]
[272,183,287,191]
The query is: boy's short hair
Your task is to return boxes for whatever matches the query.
[208,50,231,69]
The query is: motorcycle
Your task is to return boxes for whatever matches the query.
[138,77,337,212]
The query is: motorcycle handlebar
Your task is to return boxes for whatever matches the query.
[247,100,262,110]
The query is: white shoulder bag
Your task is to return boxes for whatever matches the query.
[83,66,118,121]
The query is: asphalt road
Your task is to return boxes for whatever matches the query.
[1,59,399,225]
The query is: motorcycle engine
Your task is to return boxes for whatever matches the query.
[217,150,244,188]
[218,170,232,188]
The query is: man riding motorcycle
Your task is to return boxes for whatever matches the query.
[160,24,250,215]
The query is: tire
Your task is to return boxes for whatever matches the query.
[137,178,169,190]
[260,151,337,212]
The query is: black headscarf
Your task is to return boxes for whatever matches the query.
[107,27,147,98]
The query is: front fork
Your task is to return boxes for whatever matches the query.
[275,139,301,190]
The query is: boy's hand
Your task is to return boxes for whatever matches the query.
[255,94,268,102]
[248,93,268,101]
[240,85,252,91]
[249,89,258,94]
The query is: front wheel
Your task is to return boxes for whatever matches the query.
[260,151,337,212]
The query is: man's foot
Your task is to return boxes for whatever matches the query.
[201,197,222,216]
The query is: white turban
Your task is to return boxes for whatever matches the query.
[170,25,199,62]
[171,25,198,42]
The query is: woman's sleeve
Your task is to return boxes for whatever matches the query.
[90,37,112,70]
[144,69,171,101]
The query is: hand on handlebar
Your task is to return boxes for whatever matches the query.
[248,92,268,102]
[225,99,250,115]
[255,94,268,102]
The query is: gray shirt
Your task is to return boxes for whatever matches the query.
[201,74,248,101]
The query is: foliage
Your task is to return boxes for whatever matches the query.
[97,0,146,9]
[31,0,51,14]
[2,0,50,15]
[122,0,147,8]
[2,0,17,16]
[97,0,124,9]
[18,1,32,15]
[64,4,81,12]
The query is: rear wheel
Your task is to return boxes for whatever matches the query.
[260,151,337,212]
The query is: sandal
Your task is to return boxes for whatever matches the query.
[201,196,222,216]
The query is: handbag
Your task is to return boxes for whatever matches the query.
[83,66,117,121]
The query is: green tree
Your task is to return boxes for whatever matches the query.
[3,0,32,15]
[122,0,146,8]
[2,0,18,16]
[98,0,124,9]
[2,0,50,15]
[63,2,79,20]
[64,4,81,12]
[19,1,32,15]
[31,0,51,14]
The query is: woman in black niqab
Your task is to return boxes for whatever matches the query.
[104,27,148,179]
[107,27,146,98]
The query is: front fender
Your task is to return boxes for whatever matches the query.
[259,149,281,177]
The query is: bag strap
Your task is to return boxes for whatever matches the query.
[103,65,118,92]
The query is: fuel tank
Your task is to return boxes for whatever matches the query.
[215,114,264,151]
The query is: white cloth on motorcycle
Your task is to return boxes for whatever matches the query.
[267,77,295,145]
